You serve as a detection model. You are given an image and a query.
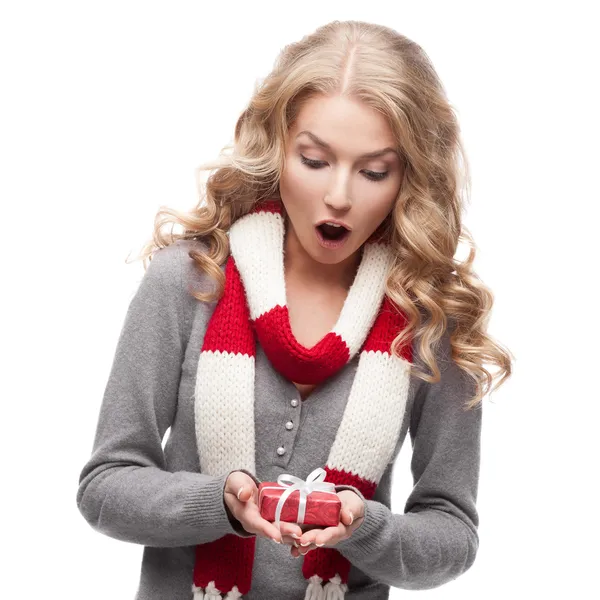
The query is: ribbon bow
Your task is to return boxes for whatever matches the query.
[274,467,337,525]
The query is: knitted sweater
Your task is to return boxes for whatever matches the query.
[76,238,482,599]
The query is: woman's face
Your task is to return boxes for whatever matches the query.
[279,93,404,267]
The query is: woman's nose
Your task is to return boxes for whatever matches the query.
[324,193,352,211]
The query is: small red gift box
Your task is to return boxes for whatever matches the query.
[258,470,341,529]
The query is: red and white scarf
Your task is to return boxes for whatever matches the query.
[191,199,413,599]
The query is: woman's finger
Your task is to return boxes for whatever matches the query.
[234,498,283,541]
[277,521,303,545]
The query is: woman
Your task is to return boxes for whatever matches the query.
[77,20,512,599]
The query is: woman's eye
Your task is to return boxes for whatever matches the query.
[300,155,327,169]
[300,155,389,182]
[363,170,389,182]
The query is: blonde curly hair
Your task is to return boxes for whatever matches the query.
[133,20,513,410]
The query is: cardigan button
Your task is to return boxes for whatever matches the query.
[290,399,299,407]
[276,446,286,456]
[285,420,294,430]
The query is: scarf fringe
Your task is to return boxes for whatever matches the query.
[304,573,347,600]
[192,574,347,599]
[192,582,243,599]
[322,574,348,599]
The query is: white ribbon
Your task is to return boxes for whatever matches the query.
[274,467,337,525]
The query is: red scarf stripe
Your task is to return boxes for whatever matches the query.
[194,536,255,594]
[362,296,413,361]
[254,306,350,385]
[201,257,255,357]
[323,466,378,499]
[303,548,352,587]
[301,468,367,584]
[250,198,283,215]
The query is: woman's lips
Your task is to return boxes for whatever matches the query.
[315,224,351,249]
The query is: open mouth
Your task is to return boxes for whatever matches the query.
[316,223,350,242]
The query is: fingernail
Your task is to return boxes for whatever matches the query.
[315,542,325,547]
[291,533,300,539]
[300,541,311,547]
[271,537,281,544]
[236,486,245,500]
[349,511,354,525]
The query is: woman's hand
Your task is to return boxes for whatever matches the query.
[285,489,366,558]
[223,471,303,543]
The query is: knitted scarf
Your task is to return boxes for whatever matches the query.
[191,199,413,599]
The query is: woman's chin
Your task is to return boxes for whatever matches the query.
[308,241,360,267]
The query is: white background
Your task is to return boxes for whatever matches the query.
[2,1,598,598]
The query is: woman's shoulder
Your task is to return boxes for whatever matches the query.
[148,238,213,281]
[170,238,225,295]
[141,238,219,308]
[142,239,221,343]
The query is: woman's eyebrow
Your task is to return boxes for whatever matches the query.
[296,130,399,159]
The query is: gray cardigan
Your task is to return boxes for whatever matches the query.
[76,239,482,599]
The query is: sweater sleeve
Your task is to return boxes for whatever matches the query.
[76,243,257,547]
[333,332,482,590]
